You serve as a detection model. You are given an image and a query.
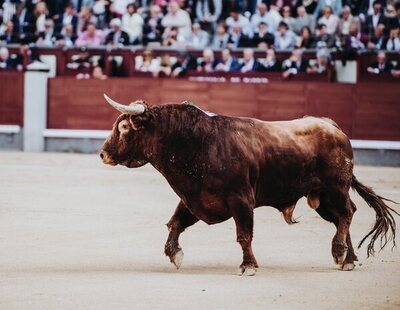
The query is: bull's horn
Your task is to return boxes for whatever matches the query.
[103,94,145,115]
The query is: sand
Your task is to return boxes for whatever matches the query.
[0,151,399,310]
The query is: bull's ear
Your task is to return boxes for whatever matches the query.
[129,112,153,130]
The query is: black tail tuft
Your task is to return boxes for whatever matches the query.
[352,175,399,257]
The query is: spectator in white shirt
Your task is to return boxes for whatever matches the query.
[386,27,400,51]
[225,7,252,36]
[318,6,339,35]
[185,22,209,48]
[161,1,192,38]
[122,3,144,44]
[250,3,278,33]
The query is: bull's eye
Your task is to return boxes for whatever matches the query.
[118,120,130,134]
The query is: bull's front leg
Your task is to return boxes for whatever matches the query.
[165,200,199,269]
[229,196,258,276]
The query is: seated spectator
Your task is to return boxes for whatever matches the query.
[93,0,108,29]
[282,49,309,79]
[55,24,78,47]
[215,48,241,72]
[367,23,386,49]
[226,7,252,36]
[385,26,400,51]
[197,49,220,73]
[110,0,131,16]
[194,0,222,32]
[54,3,78,34]
[296,26,315,48]
[274,21,296,50]
[338,6,360,36]
[76,22,104,46]
[307,49,331,74]
[122,3,144,44]
[314,0,342,17]
[293,6,315,35]
[162,1,192,38]
[11,3,35,40]
[251,22,274,48]
[259,48,281,71]
[211,22,229,49]
[135,50,159,73]
[0,47,16,70]
[0,21,19,44]
[143,5,163,46]
[367,51,394,74]
[318,6,339,35]
[239,48,265,73]
[162,27,181,47]
[185,22,209,48]
[153,53,173,78]
[341,23,365,50]
[105,18,130,46]
[34,1,49,34]
[251,3,278,33]
[36,19,57,46]
[312,24,336,48]
[171,51,198,77]
[362,1,387,38]
[227,24,250,48]
[77,6,97,35]
[281,6,295,31]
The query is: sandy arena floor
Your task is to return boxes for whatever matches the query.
[0,151,399,310]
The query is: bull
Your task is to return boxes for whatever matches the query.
[100,94,398,276]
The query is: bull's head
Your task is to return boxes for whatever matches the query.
[100,94,153,168]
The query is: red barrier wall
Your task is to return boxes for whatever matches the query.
[0,71,24,126]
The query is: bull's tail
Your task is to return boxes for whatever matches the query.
[352,175,399,257]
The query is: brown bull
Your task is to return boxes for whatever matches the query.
[100,94,398,276]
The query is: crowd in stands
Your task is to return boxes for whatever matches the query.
[0,0,399,77]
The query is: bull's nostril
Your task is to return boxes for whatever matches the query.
[100,152,104,160]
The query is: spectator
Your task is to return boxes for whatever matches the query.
[211,22,230,48]
[307,49,331,74]
[293,6,315,35]
[367,51,394,74]
[153,53,173,78]
[93,0,108,29]
[194,0,222,32]
[318,6,339,35]
[135,50,159,72]
[55,24,78,47]
[362,0,387,38]
[142,5,163,46]
[0,21,19,44]
[227,24,250,48]
[0,47,16,70]
[385,26,400,51]
[391,61,400,78]
[11,3,35,39]
[282,49,309,79]
[185,22,209,48]
[92,65,108,79]
[274,21,296,50]
[338,6,360,36]
[251,21,274,48]
[111,0,132,16]
[70,0,95,13]
[76,22,104,46]
[55,3,78,34]
[77,6,97,35]
[313,23,336,48]
[251,3,278,33]
[122,3,144,44]
[314,0,342,17]
[393,2,400,28]
[105,18,130,46]
[197,48,220,73]
[171,51,197,77]
[281,6,295,31]
[161,1,192,38]
[36,19,57,46]
[162,27,181,47]
[226,7,251,36]
[259,48,281,71]
[215,48,241,72]
[367,23,386,49]
[340,23,365,65]
[296,26,315,48]
[239,48,264,73]
[34,1,49,34]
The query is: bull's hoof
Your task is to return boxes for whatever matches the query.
[332,241,348,266]
[172,249,184,269]
[237,267,257,276]
[341,262,355,271]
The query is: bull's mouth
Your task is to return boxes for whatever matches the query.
[100,151,117,166]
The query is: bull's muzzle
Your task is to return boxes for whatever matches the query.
[100,150,117,166]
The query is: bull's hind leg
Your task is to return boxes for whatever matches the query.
[165,200,199,269]
[316,191,357,270]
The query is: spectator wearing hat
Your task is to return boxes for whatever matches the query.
[105,18,130,46]
[76,22,104,46]
[251,21,274,48]
[293,6,315,35]
[211,22,230,48]
[274,21,296,50]
[215,48,241,72]
[367,51,394,74]
[239,48,265,73]
[122,3,144,44]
